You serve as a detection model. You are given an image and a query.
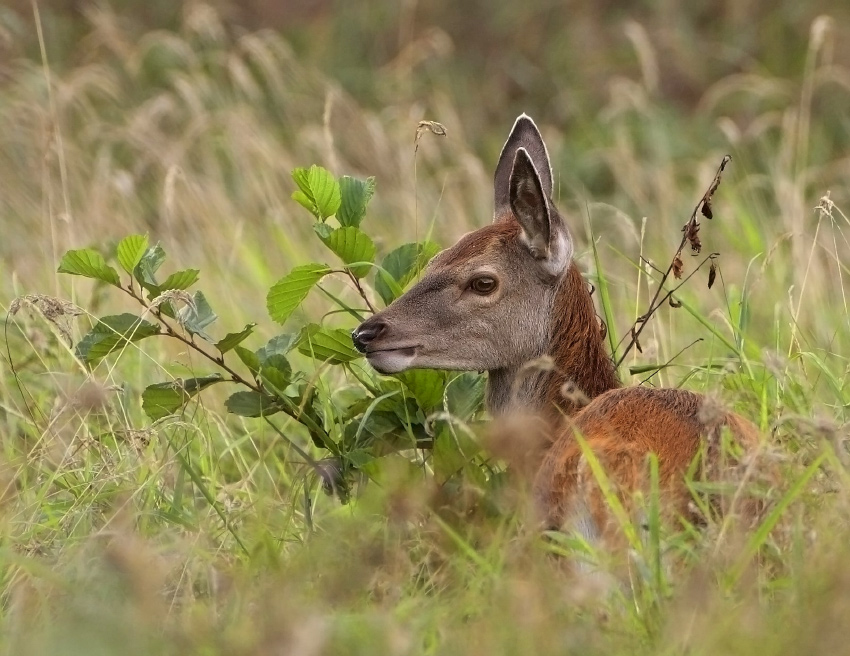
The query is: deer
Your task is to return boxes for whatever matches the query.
[351,114,761,542]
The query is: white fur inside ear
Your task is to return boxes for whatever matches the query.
[534,227,571,277]
[518,227,549,260]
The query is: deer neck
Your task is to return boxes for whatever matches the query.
[486,264,620,418]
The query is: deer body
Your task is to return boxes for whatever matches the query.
[353,114,758,537]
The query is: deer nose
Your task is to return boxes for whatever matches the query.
[351,319,387,353]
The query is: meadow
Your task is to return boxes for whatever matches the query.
[1,2,850,654]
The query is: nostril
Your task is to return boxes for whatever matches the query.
[351,328,366,353]
[371,321,387,340]
[352,319,387,352]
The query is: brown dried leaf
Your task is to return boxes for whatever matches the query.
[685,220,702,254]
[672,254,684,279]
[708,261,717,289]
[701,198,713,220]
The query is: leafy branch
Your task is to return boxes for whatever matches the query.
[49,161,481,506]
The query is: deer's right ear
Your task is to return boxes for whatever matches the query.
[494,114,553,220]
[509,148,572,278]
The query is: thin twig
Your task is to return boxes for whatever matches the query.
[639,338,705,385]
[346,270,377,313]
[614,253,719,353]
[616,156,731,368]
[656,253,720,307]
[640,256,665,276]
[126,284,256,388]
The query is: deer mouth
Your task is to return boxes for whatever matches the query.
[364,346,419,374]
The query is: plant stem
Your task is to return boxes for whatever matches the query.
[346,270,377,314]
[121,284,332,444]
[616,156,731,368]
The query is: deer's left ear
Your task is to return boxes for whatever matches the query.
[495,114,553,220]
[509,148,572,277]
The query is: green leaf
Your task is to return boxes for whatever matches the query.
[260,354,292,394]
[291,169,317,217]
[290,165,341,220]
[375,241,441,305]
[342,392,410,423]
[267,263,331,324]
[297,324,362,364]
[58,249,121,287]
[313,222,333,240]
[337,175,375,227]
[396,369,447,411]
[116,235,149,275]
[75,314,160,364]
[445,372,486,420]
[342,411,401,449]
[160,269,200,291]
[257,333,300,362]
[320,226,376,278]
[433,428,467,481]
[225,391,281,418]
[345,448,377,469]
[177,291,217,341]
[309,165,341,220]
[291,190,316,217]
[234,345,260,375]
[216,324,257,354]
[133,244,167,293]
[292,167,310,191]
[628,364,667,375]
[141,374,224,421]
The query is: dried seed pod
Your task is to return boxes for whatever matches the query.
[672,254,684,279]
[669,297,682,308]
[685,221,702,253]
[701,198,713,219]
[416,120,447,138]
[415,120,448,152]
[708,261,717,289]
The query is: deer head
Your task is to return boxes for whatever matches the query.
[352,115,601,413]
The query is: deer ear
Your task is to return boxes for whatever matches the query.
[494,114,553,220]
[509,148,572,277]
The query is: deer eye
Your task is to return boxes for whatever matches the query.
[468,276,498,295]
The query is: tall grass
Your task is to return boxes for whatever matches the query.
[1,3,850,654]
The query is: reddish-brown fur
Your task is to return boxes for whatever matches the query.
[534,387,760,533]
[433,220,522,268]
[543,264,619,416]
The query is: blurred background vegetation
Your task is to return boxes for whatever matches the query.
[2,1,850,655]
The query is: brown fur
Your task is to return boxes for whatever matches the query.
[433,221,522,269]
[543,265,619,416]
[534,387,760,534]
